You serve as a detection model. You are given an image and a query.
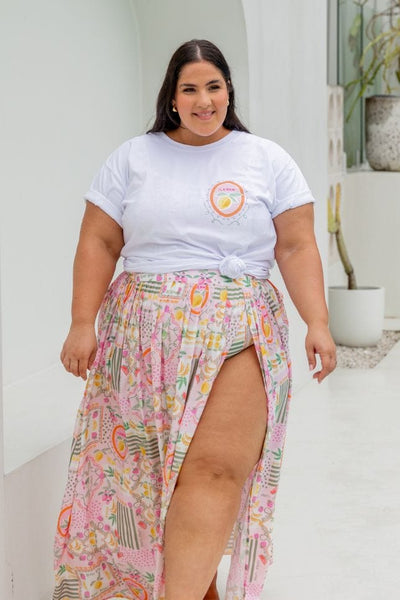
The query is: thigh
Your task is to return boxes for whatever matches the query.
[179,344,268,486]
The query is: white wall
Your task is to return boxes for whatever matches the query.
[343,172,400,317]
[0,285,11,600]
[1,1,141,597]
[4,440,71,600]
[1,0,142,474]
[242,0,329,388]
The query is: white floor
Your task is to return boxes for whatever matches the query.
[218,335,400,599]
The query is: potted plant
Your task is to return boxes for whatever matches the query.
[345,0,400,170]
[327,183,385,347]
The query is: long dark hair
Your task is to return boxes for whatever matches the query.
[147,39,249,133]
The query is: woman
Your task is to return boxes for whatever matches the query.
[53,39,336,600]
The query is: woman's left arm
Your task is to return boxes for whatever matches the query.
[273,203,336,383]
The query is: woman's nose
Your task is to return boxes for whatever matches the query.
[197,89,211,107]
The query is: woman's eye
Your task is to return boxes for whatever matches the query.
[181,85,221,93]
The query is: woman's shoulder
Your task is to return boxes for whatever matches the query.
[109,132,158,152]
[239,132,290,156]
[114,133,150,152]
[103,133,159,168]
[234,132,296,173]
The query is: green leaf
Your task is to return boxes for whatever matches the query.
[104,466,115,478]
[349,14,362,38]
[176,376,187,389]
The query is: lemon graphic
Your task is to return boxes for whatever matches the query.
[263,320,271,338]
[192,292,203,307]
[201,381,211,394]
[218,195,232,209]
[175,308,184,320]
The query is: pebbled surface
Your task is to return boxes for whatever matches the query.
[336,330,400,368]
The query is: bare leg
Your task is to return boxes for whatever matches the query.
[202,572,219,600]
[164,345,268,600]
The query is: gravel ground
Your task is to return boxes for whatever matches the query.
[336,330,400,369]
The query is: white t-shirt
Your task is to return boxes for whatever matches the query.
[84,130,315,279]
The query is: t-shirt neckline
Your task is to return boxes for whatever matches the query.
[158,130,240,151]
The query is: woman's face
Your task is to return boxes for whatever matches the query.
[171,60,230,145]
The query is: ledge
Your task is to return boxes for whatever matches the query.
[346,165,400,176]
[3,364,84,474]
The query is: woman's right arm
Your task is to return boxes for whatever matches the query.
[60,202,124,380]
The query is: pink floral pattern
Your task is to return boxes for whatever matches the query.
[53,270,291,600]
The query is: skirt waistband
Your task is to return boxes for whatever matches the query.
[123,269,278,302]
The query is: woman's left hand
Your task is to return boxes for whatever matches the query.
[305,324,337,383]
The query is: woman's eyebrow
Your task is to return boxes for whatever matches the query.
[178,79,223,88]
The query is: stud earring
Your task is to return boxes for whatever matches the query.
[172,105,178,113]
[227,100,230,106]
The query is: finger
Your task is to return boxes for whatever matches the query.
[77,360,85,380]
[306,344,316,371]
[69,359,80,377]
[88,349,97,371]
[78,359,88,381]
[325,352,337,373]
[313,369,326,383]
[313,366,329,383]
[62,356,71,372]
[313,353,336,382]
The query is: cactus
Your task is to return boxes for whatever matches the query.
[327,183,358,290]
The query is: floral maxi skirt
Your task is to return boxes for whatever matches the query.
[53,269,292,600]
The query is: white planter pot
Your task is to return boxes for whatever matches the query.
[328,286,385,347]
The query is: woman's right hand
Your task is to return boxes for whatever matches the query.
[60,323,98,380]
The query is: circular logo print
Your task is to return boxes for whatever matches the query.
[209,181,245,218]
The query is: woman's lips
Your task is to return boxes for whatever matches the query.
[194,111,215,120]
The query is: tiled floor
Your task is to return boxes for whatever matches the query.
[218,338,400,599]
